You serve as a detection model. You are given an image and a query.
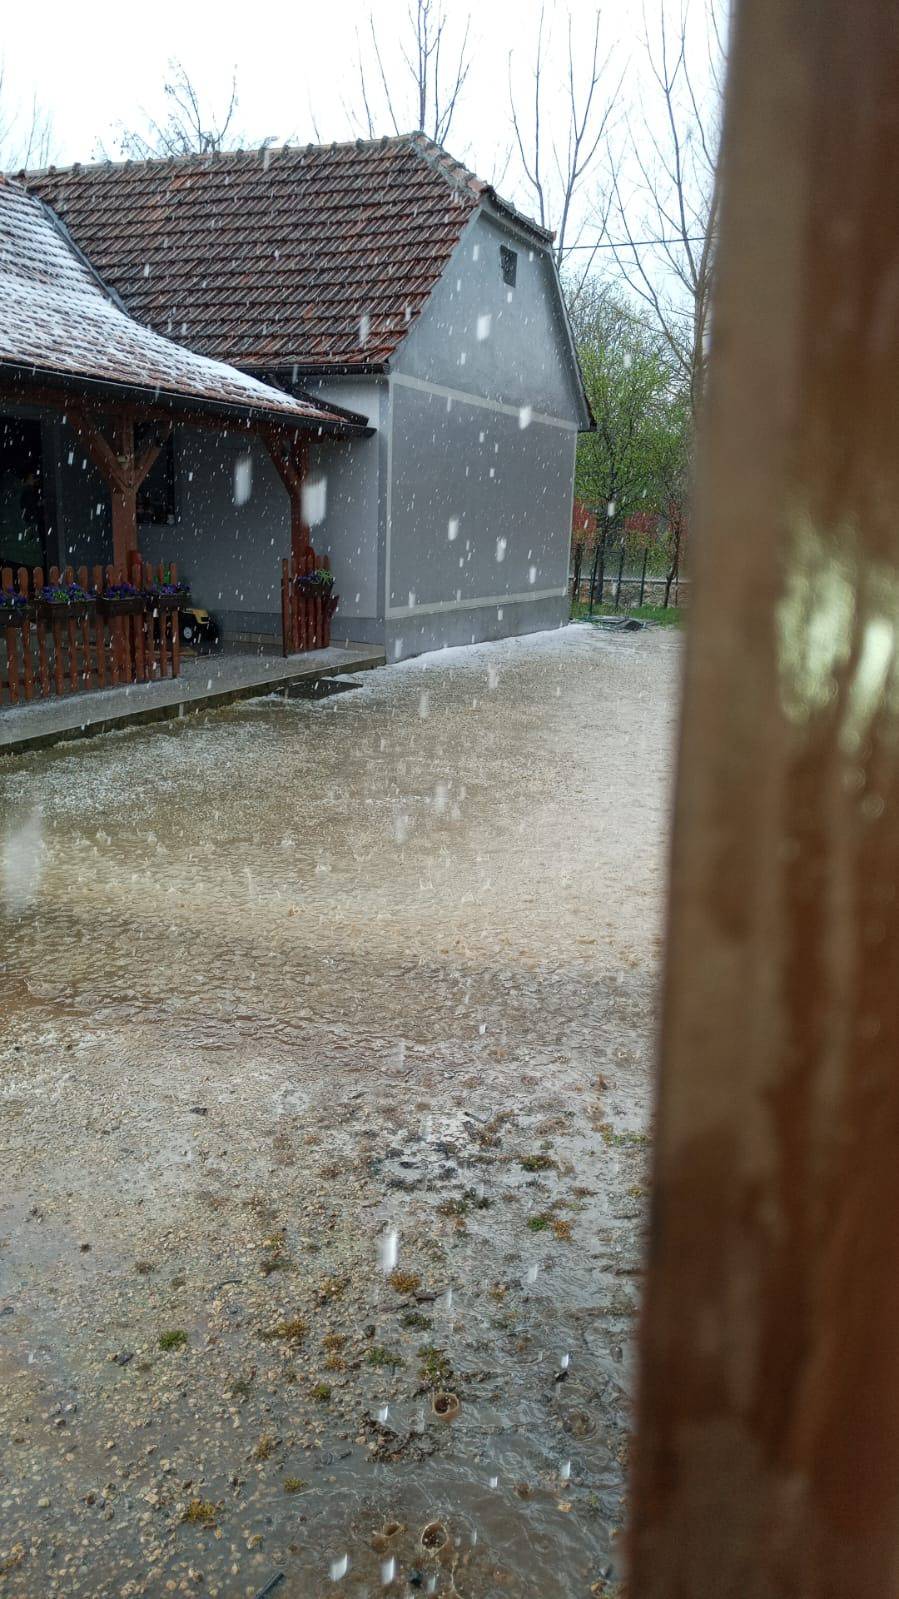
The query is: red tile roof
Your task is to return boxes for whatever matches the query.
[0,176,359,428]
[27,135,553,373]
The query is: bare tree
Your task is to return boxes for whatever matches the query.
[507,8,618,284]
[113,60,244,160]
[604,3,725,419]
[354,0,471,146]
[0,67,53,172]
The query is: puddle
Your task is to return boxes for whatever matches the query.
[0,625,679,1597]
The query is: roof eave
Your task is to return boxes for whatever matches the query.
[0,361,372,435]
[252,372,373,430]
[479,191,555,248]
[265,359,390,380]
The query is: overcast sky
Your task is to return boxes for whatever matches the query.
[1,0,720,260]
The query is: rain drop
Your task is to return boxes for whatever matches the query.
[302,475,327,525]
[233,454,252,506]
[379,1228,399,1273]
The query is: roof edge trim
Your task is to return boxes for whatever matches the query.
[0,361,373,435]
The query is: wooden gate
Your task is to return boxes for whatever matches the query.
[280,545,336,656]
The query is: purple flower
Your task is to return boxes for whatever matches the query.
[296,569,334,594]
[38,582,91,603]
[146,580,190,597]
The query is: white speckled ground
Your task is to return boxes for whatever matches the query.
[0,623,680,1598]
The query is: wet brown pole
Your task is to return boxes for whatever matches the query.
[629,3,899,1597]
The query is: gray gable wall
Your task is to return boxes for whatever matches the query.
[378,207,581,659]
[392,209,586,424]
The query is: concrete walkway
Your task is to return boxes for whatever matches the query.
[0,645,385,755]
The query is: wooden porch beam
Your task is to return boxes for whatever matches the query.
[0,383,344,442]
[134,420,173,490]
[263,428,304,493]
[67,405,129,495]
[63,412,172,567]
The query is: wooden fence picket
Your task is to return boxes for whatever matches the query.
[1,565,15,706]
[47,566,64,697]
[91,565,106,687]
[321,553,332,648]
[281,559,290,659]
[34,566,49,696]
[76,566,94,694]
[169,563,180,677]
[3,602,16,704]
[18,566,34,701]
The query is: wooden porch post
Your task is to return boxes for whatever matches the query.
[264,429,310,562]
[629,4,899,1598]
[110,415,136,569]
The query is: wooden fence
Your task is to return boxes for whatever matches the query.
[0,561,180,708]
[281,546,335,656]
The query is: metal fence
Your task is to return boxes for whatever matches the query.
[570,537,688,611]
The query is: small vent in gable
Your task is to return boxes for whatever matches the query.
[500,245,518,286]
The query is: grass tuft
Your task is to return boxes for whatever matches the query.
[158,1329,188,1351]
[182,1498,216,1525]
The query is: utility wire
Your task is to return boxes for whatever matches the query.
[565,235,708,250]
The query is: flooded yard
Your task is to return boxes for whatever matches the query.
[0,622,680,1598]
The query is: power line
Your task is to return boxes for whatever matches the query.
[565,235,708,251]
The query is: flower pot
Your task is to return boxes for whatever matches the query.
[147,593,181,612]
[38,599,94,622]
[96,595,146,617]
[295,578,334,599]
[0,602,31,626]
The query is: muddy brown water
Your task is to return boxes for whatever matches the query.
[0,623,680,1598]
